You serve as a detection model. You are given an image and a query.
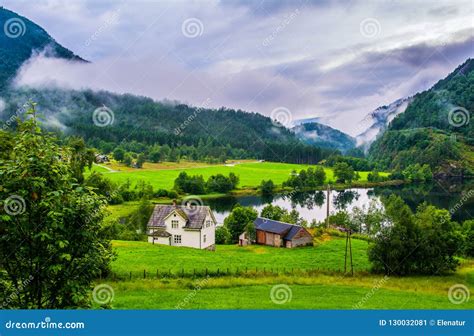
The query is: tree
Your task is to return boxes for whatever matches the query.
[127,198,153,234]
[215,226,231,244]
[313,166,326,185]
[228,172,239,189]
[351,200,386,235]
[461,220,474,257]
[68,137,95,183]
[368,196,459,275]
[245,221,256,242]
[333,162,356,183]
[174,172,206,194]
[113,147,125,162]
[123,153,133,167]
[206,174,234,193]
[260,180,275,196]
[0,104,113,308]
[136,153,146,168]
[260,204,286,221]
[224,205,258,243]
[328,210,353,230]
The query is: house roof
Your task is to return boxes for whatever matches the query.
[147,204,215,230]
[149,230,172,237]
[254,217,307,241]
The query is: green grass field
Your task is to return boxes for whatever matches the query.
[111,238,371,276]
[108,279,472,309]
[90,161,380,190]
[101,239,474,309]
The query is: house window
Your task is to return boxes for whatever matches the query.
[171,220,179,229]
[174,235,182,244]
[203,234,206,243]
[206,220,211,227]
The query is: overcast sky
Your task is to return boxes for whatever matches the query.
[5,0,474,135]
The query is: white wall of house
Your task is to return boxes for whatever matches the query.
[148,209,216,249]
[200,213,216,249]
[148,236,171,245]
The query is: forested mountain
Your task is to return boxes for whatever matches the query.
[292,122,355,153]
[0,7,85,91]
[0,87,335,164]
[0,7,335,164]
[369,58,474,175]
[356,97,413,151]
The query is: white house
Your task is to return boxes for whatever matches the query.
[147,203,216,250]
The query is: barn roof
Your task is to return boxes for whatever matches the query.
[254,217,307,241]
[147,204,215,230]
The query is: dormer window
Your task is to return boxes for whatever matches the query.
[171,220,179,228]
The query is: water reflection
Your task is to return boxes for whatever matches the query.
[207,180,473,225]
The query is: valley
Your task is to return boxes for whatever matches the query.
[0,4,473,319]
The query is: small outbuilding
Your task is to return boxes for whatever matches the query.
[252,217,313,248]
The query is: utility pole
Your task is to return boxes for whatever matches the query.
[349,230,354,276]
[325,184,331,228]
[344,229,354,276]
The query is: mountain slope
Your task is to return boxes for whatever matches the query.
[356,97,413,150]
[0,7,85,91]
[368,58,474,175]
[0,7,335,164]
[292,122,355,153]
[0,86,334,164]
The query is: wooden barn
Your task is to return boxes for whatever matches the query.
[253,217,313,248]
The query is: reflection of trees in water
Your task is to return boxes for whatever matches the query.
[373,180,474,223]
[261,194,274,204]
[284,191,326,209]
[333,190,360,210]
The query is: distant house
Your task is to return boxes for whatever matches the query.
[250,217,313,248]
[147,203,216,250]
[95,154,109,163]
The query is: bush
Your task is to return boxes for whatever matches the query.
[260,179,275,195]
[167,190,178,199]
[155,189,169,197]
[215,226,231,244]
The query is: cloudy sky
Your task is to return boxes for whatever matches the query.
[5,0,474,135]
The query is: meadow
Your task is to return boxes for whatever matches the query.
[111,238,371,276]
[90,161,380,190]
[102,240,474,309]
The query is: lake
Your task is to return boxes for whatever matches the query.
[207,180,474,225]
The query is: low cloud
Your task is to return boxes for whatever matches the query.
[6,0,474,136]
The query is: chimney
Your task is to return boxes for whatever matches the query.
[186,201,191,209]
[172,199,177,207]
